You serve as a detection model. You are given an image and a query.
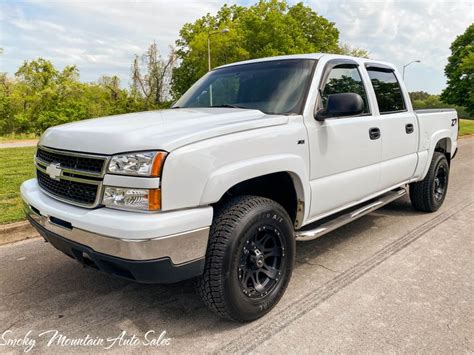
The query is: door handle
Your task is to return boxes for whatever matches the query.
[405,123,414,134]
[369,127,380,140]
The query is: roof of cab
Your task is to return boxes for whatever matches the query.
[215,53,324,69]
[214,53,398,72]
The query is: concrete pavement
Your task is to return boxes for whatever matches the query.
[0,137,472,353]
[0,139,38,149]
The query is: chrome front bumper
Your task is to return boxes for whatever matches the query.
[24,202,209,264]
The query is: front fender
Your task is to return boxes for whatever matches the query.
[200,154,309,208]
[160,119,310,218]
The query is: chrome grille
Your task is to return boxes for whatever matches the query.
[36,169,99,205]
[37,147,104,174]
[35,146,109,208]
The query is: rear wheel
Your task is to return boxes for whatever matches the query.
[410,152,449,212]
[196,196,295,322]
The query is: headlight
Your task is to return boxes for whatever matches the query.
[102,187,161,211]
[108,151,167,177]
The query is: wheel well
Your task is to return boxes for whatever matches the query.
[217,172,299,225]
[434,138,452,164]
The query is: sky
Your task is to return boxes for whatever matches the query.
[1,0,473,94]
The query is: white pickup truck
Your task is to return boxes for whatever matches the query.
[21,53,458,322]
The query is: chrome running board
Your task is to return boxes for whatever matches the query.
[295,188,407,241]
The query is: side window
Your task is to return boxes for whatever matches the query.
[367,69,406,114]
[320,65,370,114]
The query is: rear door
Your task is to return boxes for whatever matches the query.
[365,65,418,189]
[305,58,382,219]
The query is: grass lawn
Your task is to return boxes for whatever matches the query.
[0,146,36,224]
[459,119,474,136]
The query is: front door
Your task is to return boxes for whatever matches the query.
[305,59,382,220]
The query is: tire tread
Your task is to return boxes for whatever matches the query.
[196,195,288,321]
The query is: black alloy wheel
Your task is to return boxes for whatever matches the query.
[433,164,447,201]
[238,224,285,298]
[196,195,295,322]
[410,151,450,212]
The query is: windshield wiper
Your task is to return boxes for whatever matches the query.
[209,104,250,109]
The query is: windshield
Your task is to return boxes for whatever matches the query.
[174,59,316,115]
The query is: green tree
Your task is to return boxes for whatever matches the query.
[0,58,155,134]
[0,73,16,133]
[13,59,87,132]
[98,75,121,101]
[441,24,474,116]
[409,91,430,101]
[409,92,471,119]
[171,0,366,99]
[171,4,248,99]
[336,44,370,58]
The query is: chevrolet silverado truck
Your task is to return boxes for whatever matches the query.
[21,53,458,322]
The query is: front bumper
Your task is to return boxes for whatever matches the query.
[21,179,213,283]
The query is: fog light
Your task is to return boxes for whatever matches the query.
[102,187,161,211]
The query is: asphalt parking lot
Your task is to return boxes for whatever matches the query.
[0,137,472,353]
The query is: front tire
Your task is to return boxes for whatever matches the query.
[410,152,450,212]
[196,196,295,322]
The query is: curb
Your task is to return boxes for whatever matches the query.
[0,221,39,246]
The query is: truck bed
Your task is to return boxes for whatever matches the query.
[415,109,457,114]
[415,109,458,150]
[414,108,458,178]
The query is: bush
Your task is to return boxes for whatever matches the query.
[409,91,472,119]
[0,59,172,135]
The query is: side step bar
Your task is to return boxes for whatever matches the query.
[295,188,407,241]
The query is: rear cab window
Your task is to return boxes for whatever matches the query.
[366,68,406,114]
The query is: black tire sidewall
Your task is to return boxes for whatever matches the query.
[428,154,450,211]
[221,201,295,321]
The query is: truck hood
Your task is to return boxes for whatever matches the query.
[39,108,289,154]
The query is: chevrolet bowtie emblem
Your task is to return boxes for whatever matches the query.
[46,163,62,180]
